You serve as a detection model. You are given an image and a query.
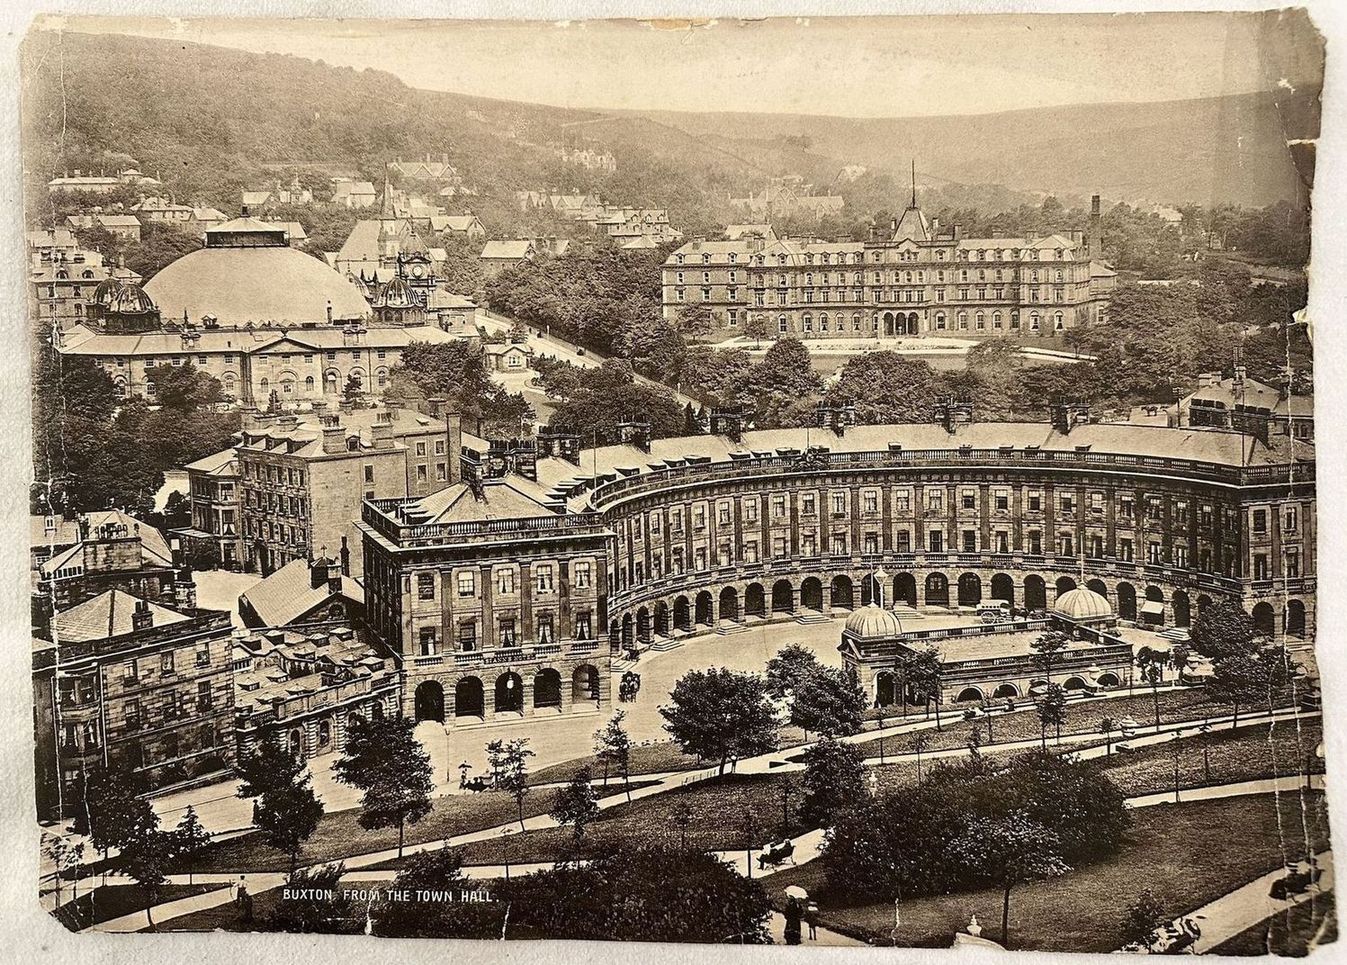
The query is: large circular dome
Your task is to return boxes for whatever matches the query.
[145,246,372,325]
[1052,587,1113,622]
[844,604,902,639]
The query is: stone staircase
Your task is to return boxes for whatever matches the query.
[715,621,749,636]
[795,611,832,625]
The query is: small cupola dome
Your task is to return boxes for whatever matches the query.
[1052,587,1113,622]
[844,603,902,639]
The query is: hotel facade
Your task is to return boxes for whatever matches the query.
[662,195,1116,338]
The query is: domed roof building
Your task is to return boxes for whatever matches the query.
[92,280,161,335]
[843,604,903,640]
[144,219,371,326]
[91,275,124,308]
[1051,587,1115,626]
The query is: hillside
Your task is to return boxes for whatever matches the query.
[20,28,1314,236]
[629,88,1318,208]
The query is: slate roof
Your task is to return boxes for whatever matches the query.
[239,558,364,628]
[408,476,558,523]
[53,589,190,642]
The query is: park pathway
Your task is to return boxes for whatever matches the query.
[1124,849,1333,954]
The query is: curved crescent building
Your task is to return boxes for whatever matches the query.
[359,405,1315,724]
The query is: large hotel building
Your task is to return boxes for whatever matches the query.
[360,401,1315,724]
[662,194,1117,338]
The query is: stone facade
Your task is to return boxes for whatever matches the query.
[34,597,235,817]
[358,490,612,726]
[662,195,1115,337]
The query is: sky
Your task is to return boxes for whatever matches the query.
[36,11,1322,119]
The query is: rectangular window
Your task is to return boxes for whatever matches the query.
[1120,538,1134,562]
[574,612,592,640]
[197,680,213,711]
[364,465,374,484]
[1254,554,1269,580]
[962,530,977,552]
[928,530,944,553]
[496,568,515,594]
[499,618,517,646]
[417,573,435,600]
[536,565,555,593]
[418,627,438,656]
[896,530,911,554]
[574,562,592,589]
[1252,509,1267,533]
[458,622,477,651]
[160,651,174,674]
[457,571,476,596]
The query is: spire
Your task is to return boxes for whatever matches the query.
[380,170,395,219]
[911,159,917,208]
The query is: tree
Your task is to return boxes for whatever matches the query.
[660,668,779,776]
[342,373,364,405]
[495,845,772,943]
[334,715,435,858]
[1120,889,1170,948]
[800,737,868,827]
[674,303,714,343]
[1135,646,1166,728]
[1100,717,1116,756]
[1036,683,1068,747]
[42,833,83,909]
[1029,629,1070,683]
[823,351,942,424]
[269,864,360,934]
[122,828,173,932]
[550,765,600,844]
[956,811,1069,947]
[74,764,156,878]
[171,806,211,886]
[1189,599,1258,661]
[909,648,946,730]
[236,735,324,872]
[744,312,770,349]
[235,732,306,799]
[1209,652,1264,730]
[593,711,633,801]
[911,731,932,785]
[765,644,820,699]
[487,737,535,832]
[790,665,869,738]
[372,846,497,939]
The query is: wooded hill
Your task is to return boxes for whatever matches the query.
[22,29,1315,239]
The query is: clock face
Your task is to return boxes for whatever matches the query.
[412,265,425,278]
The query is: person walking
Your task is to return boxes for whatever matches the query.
[783,897,803,946]
[805,901,819,940]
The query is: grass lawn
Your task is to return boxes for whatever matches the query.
[179,786,566,873]
[52,884,223,931]
[1092,719,1325,796]
[148,886,286,933]
[760,792,1332,951]
[531,742,704,784]
[530,726,814,785]
[373,772,816,870]
[1212,894,1338,957]
[849,688,1222,759]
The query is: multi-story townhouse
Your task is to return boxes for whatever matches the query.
[33,593,235,818]
[234,403,463,577]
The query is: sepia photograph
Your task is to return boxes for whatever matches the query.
[19,7,1333,954]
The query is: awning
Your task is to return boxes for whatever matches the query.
[1140,600,1166,617]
